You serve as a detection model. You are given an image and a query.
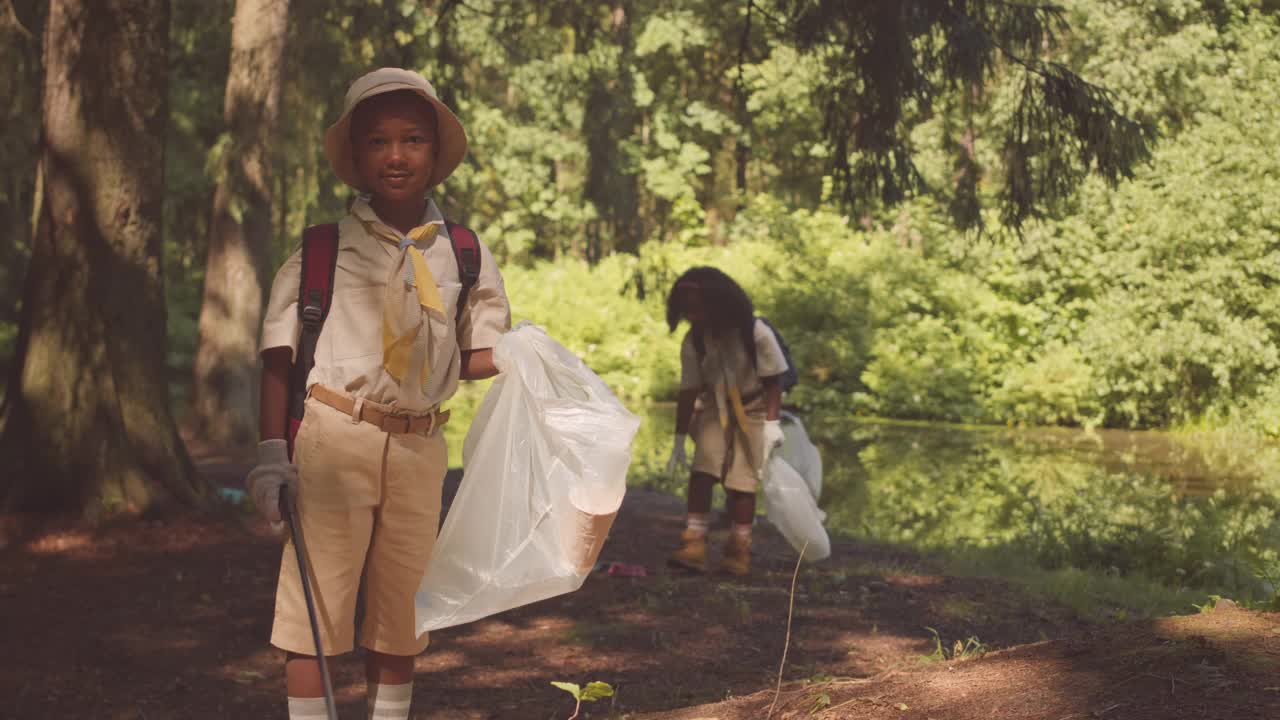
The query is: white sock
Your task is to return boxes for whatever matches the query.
[368,681,413,719]
[685,513,710,537]
[287,696,330,719]
[731,523,752,542]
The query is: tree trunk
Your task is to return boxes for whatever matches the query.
[0,0,200,520]
[582,0,643,256]
[189,0,289,446]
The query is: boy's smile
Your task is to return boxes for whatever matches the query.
[351,92,439,213]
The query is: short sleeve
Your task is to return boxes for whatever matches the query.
[679,331,703,390]
[753,319,788,379]
[259,249,303,360]
[457,239,511,350]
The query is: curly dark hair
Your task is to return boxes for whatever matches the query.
[666,266,756,365]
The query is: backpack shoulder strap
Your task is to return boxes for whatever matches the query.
[286,223,339,451]
[297,223,341,321]
[445,221,482,326]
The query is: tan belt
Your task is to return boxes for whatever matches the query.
[310,385,450,435]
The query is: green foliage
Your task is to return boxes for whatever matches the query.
[551,679,614,720]
[921,627,988,663]
[550,680,615,703]
[3,0,1276,440]
[779,0,1154,226]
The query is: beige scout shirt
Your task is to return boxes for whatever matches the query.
[679,318,788,416]
[261,198,511,413]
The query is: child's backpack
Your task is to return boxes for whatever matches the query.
[757,316,799,395]
[285,222,482,450]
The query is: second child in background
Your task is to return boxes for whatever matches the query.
[664,267,787,576]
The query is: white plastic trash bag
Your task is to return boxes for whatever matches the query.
[762,454,831,562]
[415,322,639,631]
[778,411,822,502]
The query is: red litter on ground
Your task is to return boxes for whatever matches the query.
[605,562,647,577]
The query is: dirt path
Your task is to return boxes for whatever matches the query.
[2,444,1277,719]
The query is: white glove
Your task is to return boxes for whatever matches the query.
[666,433,689,476]
[763,419,785,456]
[245,439,298,525]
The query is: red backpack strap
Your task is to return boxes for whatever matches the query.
[286,223,339,455]
[445,221,482,326]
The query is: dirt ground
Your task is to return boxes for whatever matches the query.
[2,443,1278,720]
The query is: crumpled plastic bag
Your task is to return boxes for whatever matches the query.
[763,415,830,561]
[778,410,822,502]
[415,322,639,631]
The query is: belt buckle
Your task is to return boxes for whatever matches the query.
[384,413,411,434]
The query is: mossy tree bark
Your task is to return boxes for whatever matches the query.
[0,0,202,520]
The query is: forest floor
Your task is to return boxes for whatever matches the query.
[2,439,1278,720]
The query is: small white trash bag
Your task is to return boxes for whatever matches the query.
[415,322,639,632]
[763,415,830,562]
[778,410,822,503]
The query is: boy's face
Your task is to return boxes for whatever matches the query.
[351,92,438,204]
[680,286,707,326]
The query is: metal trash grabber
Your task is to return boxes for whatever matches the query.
[280,489,339,720]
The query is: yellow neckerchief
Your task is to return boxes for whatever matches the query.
[706,332,752,432]
[351,199,445,385]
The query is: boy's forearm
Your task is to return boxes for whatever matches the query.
[460,348,498,380]
[763,377,782,422]
[674,388,698,434]
[259,347,292,441]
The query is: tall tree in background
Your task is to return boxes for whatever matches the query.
[0,0,200,519]
[0,0,45,374]
[189,0,290,446]
[581,1,644,257]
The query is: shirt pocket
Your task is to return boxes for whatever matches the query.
[423,282,463,390]
[319,285,384,363]
[429,282,463,349]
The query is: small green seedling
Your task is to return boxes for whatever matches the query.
[551,680,615,720]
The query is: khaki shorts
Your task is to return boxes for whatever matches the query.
[271,393,447,657]
[690,405,766,493]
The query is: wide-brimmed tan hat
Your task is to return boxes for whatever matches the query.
[324,68,467,192]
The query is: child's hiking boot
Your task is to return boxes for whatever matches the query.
[722,534,752,576]
[668,529,708,572]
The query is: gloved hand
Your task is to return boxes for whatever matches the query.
[763,419,785,456]
[666,433,689,477]
[245,439,298,525]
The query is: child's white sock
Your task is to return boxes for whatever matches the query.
[685,512,710,537]
[287,696,329,719]
[731,523,752,542]
[368,681,413,719]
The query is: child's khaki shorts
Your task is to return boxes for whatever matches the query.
[271,392,447,657]
[690,405,767,494]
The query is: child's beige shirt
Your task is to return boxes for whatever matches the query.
[679,319,788,405]
[678,319,787,490]
[260,198,511,413]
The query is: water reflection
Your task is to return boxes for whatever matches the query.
[631,406,1280,601]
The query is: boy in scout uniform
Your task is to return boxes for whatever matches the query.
[246,68,511,719]
[664,267,787,576]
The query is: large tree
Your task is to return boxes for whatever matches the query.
[188,0,290,447]
[0,0,201,519]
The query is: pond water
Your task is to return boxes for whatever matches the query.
[631,407,1280,602]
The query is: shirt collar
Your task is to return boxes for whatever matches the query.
[350,197,445,253]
